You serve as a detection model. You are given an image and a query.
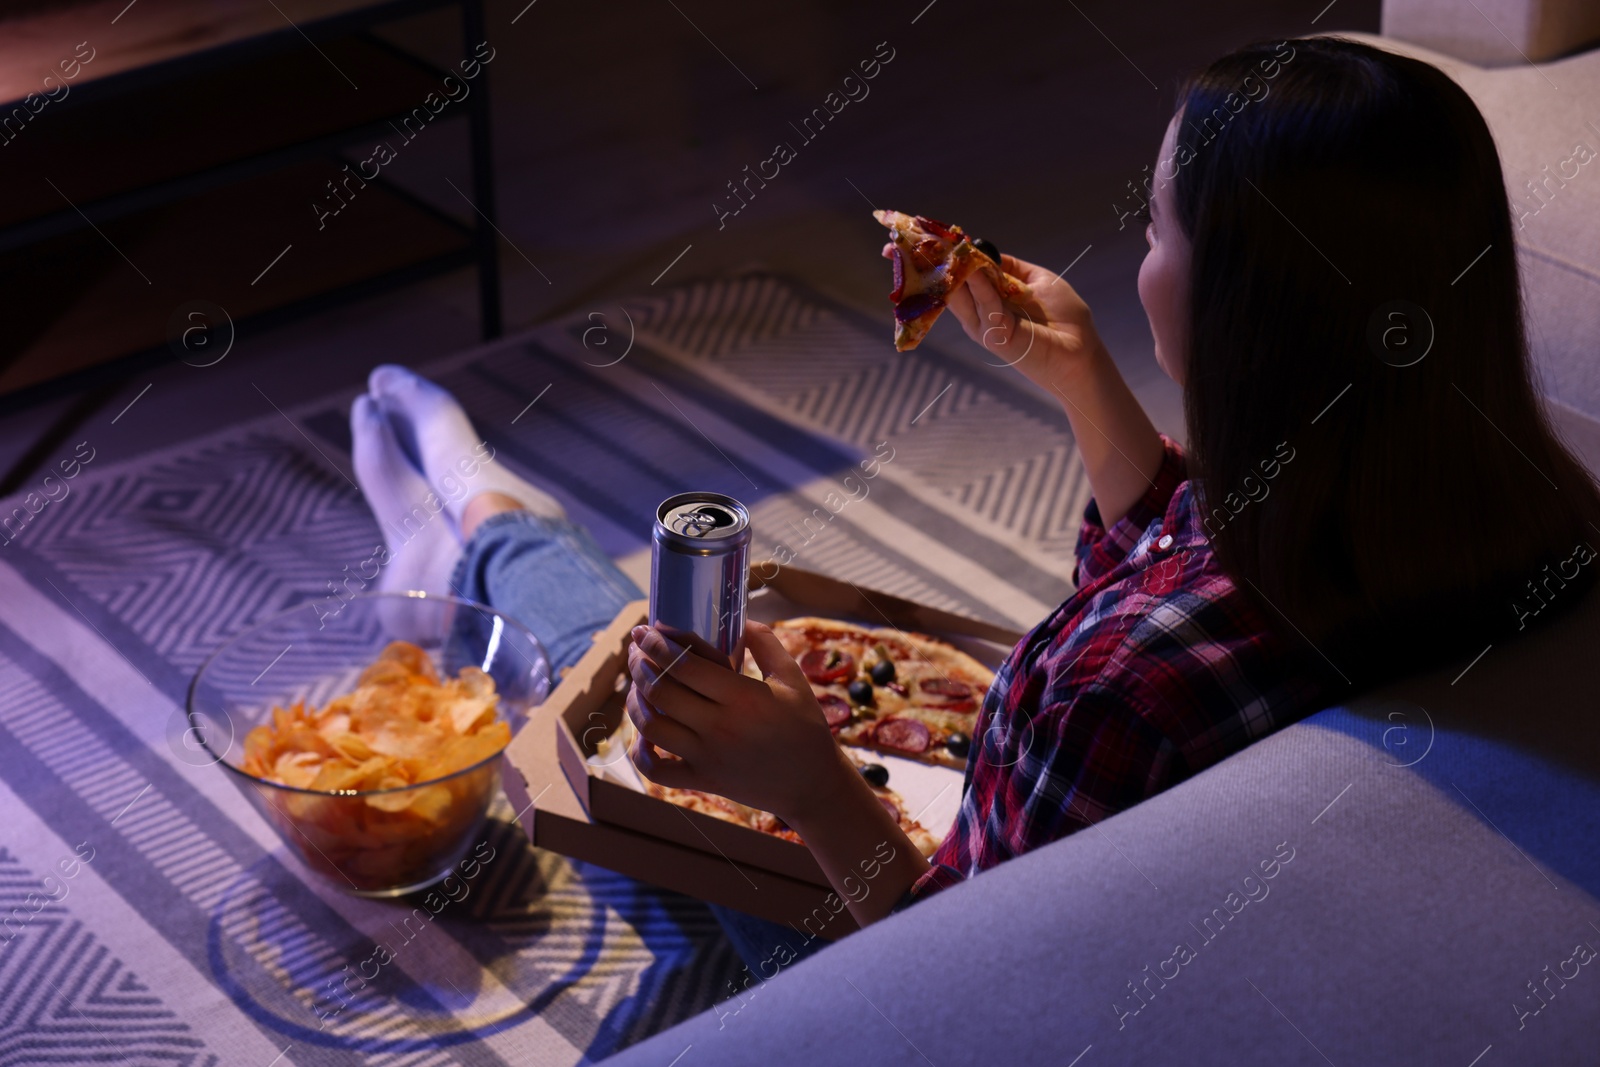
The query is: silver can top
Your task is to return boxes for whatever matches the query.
[655,492,751,551]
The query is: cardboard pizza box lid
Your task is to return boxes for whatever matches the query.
[501,562,1026,931]
[746,563,1027,648]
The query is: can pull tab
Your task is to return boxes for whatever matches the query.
[676,505,735,537]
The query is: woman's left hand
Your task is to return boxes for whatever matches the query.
[624,621,850,823]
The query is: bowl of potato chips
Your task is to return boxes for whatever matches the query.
[187,592,551,896]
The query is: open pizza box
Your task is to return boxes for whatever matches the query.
[500,562,1025,933]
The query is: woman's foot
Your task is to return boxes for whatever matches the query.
[366,364,565,526]
[350,394,463,596]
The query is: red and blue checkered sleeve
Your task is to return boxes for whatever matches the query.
[896,861,965,911]
[894,679,1178,912]
[1072,434,1187,588]
[897,782,984,909]
[1016,679,1178,847]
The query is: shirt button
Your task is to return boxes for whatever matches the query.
[1156,534,1174,551]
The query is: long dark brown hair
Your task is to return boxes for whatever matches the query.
[1172,36,1600,691]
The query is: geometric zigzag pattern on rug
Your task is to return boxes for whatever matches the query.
[0,272,1093,1064]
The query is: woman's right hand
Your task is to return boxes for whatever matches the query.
[623,621,851,826]
[945,253,1107,392]
[629,622,934,930]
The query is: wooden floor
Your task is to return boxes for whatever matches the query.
[0,0,1385,475]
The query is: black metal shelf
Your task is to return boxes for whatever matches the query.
[0,33,456,251]
[0,0,502,494]
[0,157,476,402]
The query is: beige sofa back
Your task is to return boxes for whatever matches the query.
[1384,0,1600,64]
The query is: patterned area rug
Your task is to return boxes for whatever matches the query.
[0,272,1088,1065]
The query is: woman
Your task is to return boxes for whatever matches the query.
[352,37,1600,970]
[622,36,1600,939]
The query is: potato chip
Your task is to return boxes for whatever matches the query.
[405,784,455,824]
[273,751,321,789]
[329,732,375,763]
[364,788,418,813]
[447,693,497,735]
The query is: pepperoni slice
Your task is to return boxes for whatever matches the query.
[895,290,943,324]
[874,718,930,753]
[919,677,973,701]
[915,215,957,241]
[800,648,854,684]
[817,693,852,728]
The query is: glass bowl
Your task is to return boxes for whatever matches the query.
[187,591,550,896]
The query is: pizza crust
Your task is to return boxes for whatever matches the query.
[772,617,994,686]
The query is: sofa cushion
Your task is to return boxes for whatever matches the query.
[1342,33,1600,425]
[604,582,1600,1065]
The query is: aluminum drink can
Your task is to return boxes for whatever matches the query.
[649,492,751,666]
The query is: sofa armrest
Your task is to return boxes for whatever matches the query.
[1381,0,1600,65]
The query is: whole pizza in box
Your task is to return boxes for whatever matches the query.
[608,615,996,857]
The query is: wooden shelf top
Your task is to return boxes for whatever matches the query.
[0,33,448,230]
[0,0,426,104]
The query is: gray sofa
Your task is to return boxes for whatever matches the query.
[608,591,1600,1064]
[605,4,1600,1062]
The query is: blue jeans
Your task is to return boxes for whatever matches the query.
[451,511,827,973]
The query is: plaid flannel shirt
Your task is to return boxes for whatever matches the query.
[902,434,1329,906]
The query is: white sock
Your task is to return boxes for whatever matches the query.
[367,364,565,524]
[350,393,463,596]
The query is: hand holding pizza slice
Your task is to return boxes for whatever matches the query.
[875,210,1041,351]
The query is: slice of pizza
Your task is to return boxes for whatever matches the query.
[874,209,1036,351]
[772,617,995,771]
